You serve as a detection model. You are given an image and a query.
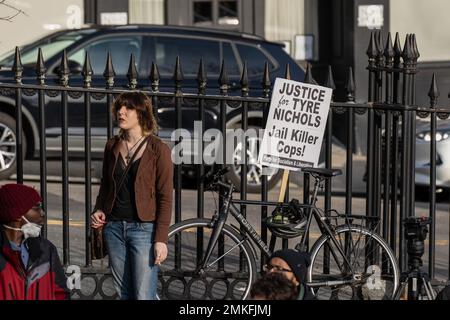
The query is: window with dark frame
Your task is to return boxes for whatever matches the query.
[154,36,221,76]
[68,36,143,75]
[218,1,239,25]
[192,0,240,28]
[222,42,240,76]
[193,1,213,25]
[236,43,275,76]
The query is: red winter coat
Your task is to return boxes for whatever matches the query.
[0,229,69,300]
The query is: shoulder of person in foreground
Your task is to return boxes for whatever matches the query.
[39,238,70,299]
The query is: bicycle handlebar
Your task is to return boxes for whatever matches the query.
[203,166,232,190]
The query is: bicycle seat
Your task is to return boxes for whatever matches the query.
[302,167,342,179]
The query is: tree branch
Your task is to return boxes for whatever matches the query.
[0,0,27,22]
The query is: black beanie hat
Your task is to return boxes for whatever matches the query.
[270,249,311,284]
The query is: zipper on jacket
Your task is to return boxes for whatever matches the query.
[24,278,28,300]
[23,259,38,300]
[35,282,39,300]
[8,283,15,300]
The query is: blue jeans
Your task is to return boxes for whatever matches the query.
[103,221,159,300]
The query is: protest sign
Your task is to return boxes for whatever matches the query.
[258,78,332,171]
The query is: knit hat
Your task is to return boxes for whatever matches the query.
[0,184,41,222]
[270,249,311,284]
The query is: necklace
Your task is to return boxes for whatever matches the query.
[125,135,145,164]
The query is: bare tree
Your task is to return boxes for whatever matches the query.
[0,0,27,22]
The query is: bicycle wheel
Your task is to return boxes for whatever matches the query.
[158,218,257,300]
[307,225,400,300]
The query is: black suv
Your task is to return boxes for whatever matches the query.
[0,25,305,192]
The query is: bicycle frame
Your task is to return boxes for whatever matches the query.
[199,176,357,283]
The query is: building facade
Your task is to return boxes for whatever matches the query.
[1,0,448,152]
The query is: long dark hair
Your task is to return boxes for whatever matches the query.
[112,91,158,136]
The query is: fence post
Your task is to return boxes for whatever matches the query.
[240,61,249,270]
[36,48,48,238]
[173,56,183,270]
[390,32,402,254]
[383,33,394,245]
[126,53,138,90]
[218,60,229,271]
[83,52,93,267]
[345,67,355,218]
[366,32,377,222]
[261,61,270,269]
[103,52,115,140]
[196,58,206,266]
[400,34,414,271]
[428,74,439,278]
[324,65,335,275]
[59,50,70,266]
[12,47,23,184]
[373,31,385,226]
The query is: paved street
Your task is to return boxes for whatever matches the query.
[2,145,450,282]
[1,143,449,299]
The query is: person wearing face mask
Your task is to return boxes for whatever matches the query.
[0,183,69,300]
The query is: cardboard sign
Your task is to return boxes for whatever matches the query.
[258,78,332,171]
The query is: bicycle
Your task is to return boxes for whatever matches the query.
[158,167,400,300]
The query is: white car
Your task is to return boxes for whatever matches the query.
[415,119,450,191]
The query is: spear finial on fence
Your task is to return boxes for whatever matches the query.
[103,52,115,89]
[394,32,402,60]
[82,52,93,88]
[304,63,316,84]
[218,60,228,94]
[375,30,385,68]
[262,61,271,96]
[367,31,378,60]
[428,73,439,108]
[402,34,414,62]
[240,61,249,97]
[284,63,291,80]
[150,62,160,92]
[59,49,70,87]
[412,34,420,61]
[384,32,395,65]
[36,48,46,85]
[173,56,183,88]
[325,65,336,91]
[196,58,207,94]
[377,30,384,55]
[127,53,138,89]
[346,67,355,102]
[12,46,23,84]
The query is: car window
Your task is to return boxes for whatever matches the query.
[0,30,94,67]
[236,43,275,76]
[154,37,220,76]
[222,42,240,76]
[69,36,142,75]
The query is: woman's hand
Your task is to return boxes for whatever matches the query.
[91,210,106,228]
[154,242,168,265]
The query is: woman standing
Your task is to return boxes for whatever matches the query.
[91,92,173,300]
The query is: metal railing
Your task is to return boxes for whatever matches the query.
[1,30,450,299]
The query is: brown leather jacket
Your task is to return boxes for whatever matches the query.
[94,135,173,243]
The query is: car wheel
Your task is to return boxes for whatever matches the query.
[0,112,26,180]
[226,128,283,193]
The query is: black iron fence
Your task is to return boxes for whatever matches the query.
[1,30,450,299]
